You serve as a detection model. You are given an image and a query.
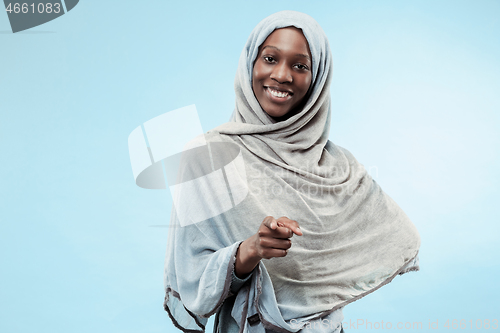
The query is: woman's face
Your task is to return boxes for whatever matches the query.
[252,27,312,120]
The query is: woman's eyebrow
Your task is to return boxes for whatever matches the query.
[261,45,279,52]
[261,45,311,62]
[295,53,311,62]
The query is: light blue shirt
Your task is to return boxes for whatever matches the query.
[215,269,344,333]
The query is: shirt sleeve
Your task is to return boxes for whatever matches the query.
[230,268,253,293]
[228,241,254,295]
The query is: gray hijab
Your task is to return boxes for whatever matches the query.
[163,10,420,333]
[215,10,333,179]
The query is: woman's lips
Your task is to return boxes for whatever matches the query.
[265,87,293,102]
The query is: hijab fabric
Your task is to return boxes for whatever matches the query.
[163,10,420,333]
[216,10,333,180]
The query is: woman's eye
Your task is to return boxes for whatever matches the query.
[263,56,275,63]
[295,64,309,70]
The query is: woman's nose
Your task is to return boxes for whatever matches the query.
[270,63,292,84]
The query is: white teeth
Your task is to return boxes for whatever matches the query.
[268,88,289,98]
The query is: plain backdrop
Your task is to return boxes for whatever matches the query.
[1,1,499,332]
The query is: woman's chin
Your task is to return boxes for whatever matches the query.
[265,107,302,122]
[264,108,292,120]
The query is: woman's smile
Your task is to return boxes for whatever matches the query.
[265,86,293,101]
[252,27,312,120]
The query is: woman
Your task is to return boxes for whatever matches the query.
[163,10,420,333]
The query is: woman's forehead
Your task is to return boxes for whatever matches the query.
[259,27,311,58]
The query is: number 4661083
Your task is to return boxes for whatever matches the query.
[444,319,498,329]
[5,2,61,14]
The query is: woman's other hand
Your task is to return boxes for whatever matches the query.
[234,216,302,278]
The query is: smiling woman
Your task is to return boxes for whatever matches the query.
[162,10,420,333]
[252,27,312,120]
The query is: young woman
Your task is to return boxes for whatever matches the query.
[163,10,420,333]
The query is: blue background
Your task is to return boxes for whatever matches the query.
[1,1,499,332]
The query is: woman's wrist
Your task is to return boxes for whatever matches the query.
[234,236,261,278]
